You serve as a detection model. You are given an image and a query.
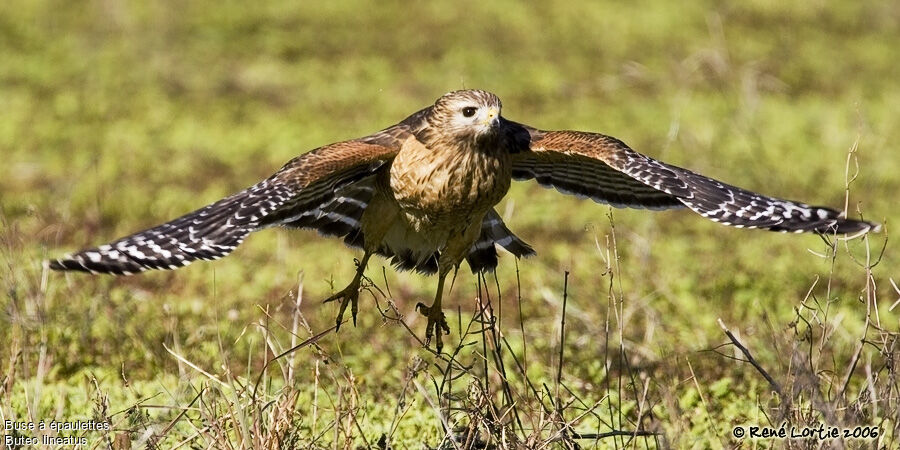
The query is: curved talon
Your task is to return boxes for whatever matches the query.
[324,282,361,331]
[417,302,450,353]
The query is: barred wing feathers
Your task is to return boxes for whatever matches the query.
[510,129,684,210]
[48,140,401,275]
[515,128,878,234]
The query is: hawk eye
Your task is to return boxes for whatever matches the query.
[461,106,477,117]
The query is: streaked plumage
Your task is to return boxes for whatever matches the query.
[49,89,879,351]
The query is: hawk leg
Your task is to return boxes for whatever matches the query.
[416,272,451,353]
[324,251,372,331]
[415,218,485,353]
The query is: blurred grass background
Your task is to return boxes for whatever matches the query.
[2,0,898,447]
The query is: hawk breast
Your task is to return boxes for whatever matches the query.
[389,136,512,232]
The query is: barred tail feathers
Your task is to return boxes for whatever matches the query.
[466,209,535,273]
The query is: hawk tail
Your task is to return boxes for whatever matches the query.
[466,210,536,273]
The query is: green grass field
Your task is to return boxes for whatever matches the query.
[2,0,898,448]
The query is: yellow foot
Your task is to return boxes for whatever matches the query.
[415,302,451,353]
[324,280,361,331]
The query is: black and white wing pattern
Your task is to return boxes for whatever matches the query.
[511,126,878,234]
[48,139,403,275]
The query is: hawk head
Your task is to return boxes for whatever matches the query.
[427,90,502,144]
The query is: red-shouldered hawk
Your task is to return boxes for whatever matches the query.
[49,90,879,352]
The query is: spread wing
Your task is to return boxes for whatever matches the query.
[510,125,878,234]
[48,133,408,275]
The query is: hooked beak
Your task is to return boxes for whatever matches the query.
[482,107,500,128]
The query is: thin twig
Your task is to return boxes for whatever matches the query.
[717,318,786,402]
